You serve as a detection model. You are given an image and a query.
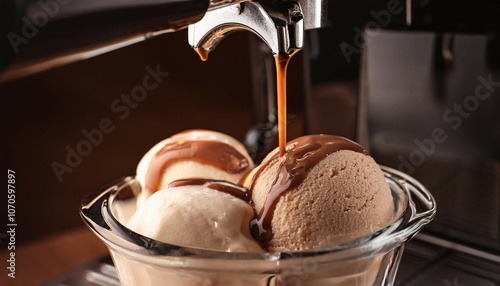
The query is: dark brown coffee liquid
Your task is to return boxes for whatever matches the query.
[250,135,367,242]
[275,54,292,156]
[144,140,250,196]
[195,48,209,61]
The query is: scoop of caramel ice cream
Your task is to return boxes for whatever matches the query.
[248,135,394,251]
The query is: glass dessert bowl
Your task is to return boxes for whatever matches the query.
[81,166,435,286]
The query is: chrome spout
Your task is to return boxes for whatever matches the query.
[188,0,327,58]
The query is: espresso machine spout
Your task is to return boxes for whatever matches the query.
[0,0,327,82]
[188,0,327,58]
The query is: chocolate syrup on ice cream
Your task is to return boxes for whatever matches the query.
[169,178,251,202]
[250,135,367,242]
[144,140,250,196]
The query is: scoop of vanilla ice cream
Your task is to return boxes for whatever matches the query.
[128,185,263,252]
[136,129,254,199]
[250,135,394,251]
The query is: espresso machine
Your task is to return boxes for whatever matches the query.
[1,0,499,285]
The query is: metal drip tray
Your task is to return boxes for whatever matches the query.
[395,235,500,286]
[45,234,500,286]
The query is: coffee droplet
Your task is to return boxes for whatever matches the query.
[195,48,209,61]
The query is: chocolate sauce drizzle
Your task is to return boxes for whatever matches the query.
[249,134,368,243]
[144,140,250,196]
[169,178,251,203]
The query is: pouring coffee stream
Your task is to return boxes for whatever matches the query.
[275,53,293,156]
[188,0,321,155]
